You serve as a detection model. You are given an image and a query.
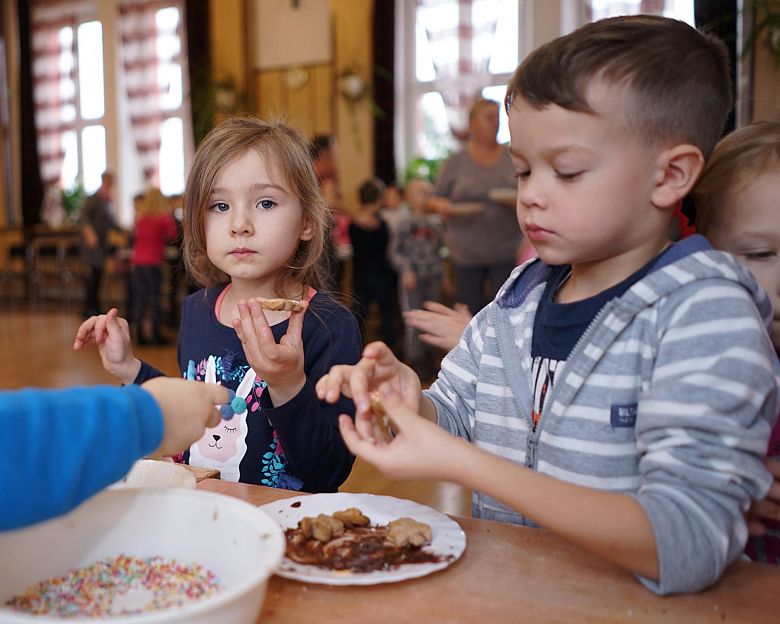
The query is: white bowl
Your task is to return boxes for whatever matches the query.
[110,459,196,490]
[0,488,284,624]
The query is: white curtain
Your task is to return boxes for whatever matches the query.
[31,0,90,186]
[118,0,183,187]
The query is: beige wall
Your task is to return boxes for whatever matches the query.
[209,0,374,215]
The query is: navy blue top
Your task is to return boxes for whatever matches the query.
[135,287,361,492]
[532,248,673,361]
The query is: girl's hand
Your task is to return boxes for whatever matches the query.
[747,458,780,535]
[316,341,422,442]
[338,388,466,481]
[403,301,473,351]
[73,308,140,384]
[233,298,308,406]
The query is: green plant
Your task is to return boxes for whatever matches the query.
[744,0,780,66]
[401,156,446,185]
[60,184,85,219]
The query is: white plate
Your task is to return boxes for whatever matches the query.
[488,187,517,205]
[449,202,485,216]
[258,492,467,585]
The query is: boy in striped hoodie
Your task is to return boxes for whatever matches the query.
[317,16,779,595]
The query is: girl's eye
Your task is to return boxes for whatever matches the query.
[258,199,276,210]
[211,201,229,213]
[224,425,238,433]
[515,170,530,181]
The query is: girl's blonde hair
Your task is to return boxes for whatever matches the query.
[694,121,780,235]
[183,116,328,295]
[136,187,169,218]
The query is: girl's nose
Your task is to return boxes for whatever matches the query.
[230,211,253,235]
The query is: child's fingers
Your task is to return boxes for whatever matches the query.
[339,414,385,464]
[73,316,100,348]
[283,300,308,349]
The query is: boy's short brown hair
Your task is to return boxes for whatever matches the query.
[506,15,732,158]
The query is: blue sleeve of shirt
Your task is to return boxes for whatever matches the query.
[0,385,163,531]
[261,297,362,492]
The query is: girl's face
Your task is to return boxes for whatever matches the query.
[205,149,312,294]
[707,171,780,352]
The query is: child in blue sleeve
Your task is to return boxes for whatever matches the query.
[317,16,779,595]
[74,117,361,492]
[1,377,227,530]
[694,121,780,565]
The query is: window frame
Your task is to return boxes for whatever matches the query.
[395,0,529,173]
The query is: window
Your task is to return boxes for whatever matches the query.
[396,0,525,170]
[31,0,192,223]
[583,0,694,25]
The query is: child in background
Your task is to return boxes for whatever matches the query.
[310,135,351,295]
[380,180,410,238]
[74,117,361,491]
[130,187,179,345]
[318,16,779,595]
[694,121,780,565]
[387,178,445,379]
[349,177,398,350]
[2,377,227,531]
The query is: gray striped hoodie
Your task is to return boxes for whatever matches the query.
[425,235,779,594]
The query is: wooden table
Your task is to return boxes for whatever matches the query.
[197,479,780,623]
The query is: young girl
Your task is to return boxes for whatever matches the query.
[694,120,780,565]
[74,117,362,491]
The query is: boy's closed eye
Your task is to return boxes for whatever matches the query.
[555,170,583,181]
[740,249,777,262]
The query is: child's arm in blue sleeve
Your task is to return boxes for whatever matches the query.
[0,385,163,531]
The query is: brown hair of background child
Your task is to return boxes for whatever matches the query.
[693,121,780,235]
[182,116,328,294]
[505,15,732,159]
[135,188,170,218]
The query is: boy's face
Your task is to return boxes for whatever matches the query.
[706,172,780,352]
[507,82,669,282]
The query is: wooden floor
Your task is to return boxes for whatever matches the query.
[0,307,471,517]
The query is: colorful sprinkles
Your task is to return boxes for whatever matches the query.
[5,554,222,618]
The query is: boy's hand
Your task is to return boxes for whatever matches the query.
[316,341,422,441]
[141,377,227,457]
[232,298,308,406]
[338,388,464,481]
[747,458,780,535]
[73,308,140,384]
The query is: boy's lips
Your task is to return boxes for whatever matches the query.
[524,223,553,242]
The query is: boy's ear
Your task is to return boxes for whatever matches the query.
[299,214,314,241]
[651,144,705,209]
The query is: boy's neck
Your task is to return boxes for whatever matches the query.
[556,237,671,303]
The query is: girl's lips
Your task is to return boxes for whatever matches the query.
[230,249,255,258]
